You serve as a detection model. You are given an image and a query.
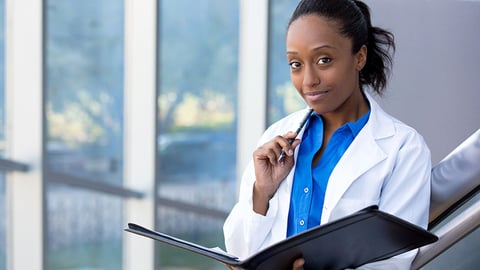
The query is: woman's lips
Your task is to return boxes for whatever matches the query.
[304,90,330,102]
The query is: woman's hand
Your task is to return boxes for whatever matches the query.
[252,132,300,215]
[292,257,305,270]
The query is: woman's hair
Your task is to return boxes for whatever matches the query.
[287,0,395,95]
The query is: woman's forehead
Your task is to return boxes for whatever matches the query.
[286,15,352,52]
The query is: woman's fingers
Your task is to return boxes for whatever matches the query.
[267,132,300,162]
[254,133,296,164]
[279,131,301,158]
[292,257,305,270]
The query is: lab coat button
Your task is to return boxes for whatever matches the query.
[299,220,305,226]
[303,187,309,193]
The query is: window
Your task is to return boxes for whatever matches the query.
[267,0,303,125]
[46,184,123,269]
[44,0,125,269]
[156,1,239,269]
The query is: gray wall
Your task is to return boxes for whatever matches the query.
[365,0,480,164]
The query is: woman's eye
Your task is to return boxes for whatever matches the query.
[289,61,301,69]
[317,57,332,64]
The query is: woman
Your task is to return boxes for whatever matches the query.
[224,0,431,269]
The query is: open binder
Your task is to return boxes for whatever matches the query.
[125,206,437,270]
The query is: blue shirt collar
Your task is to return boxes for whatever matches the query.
[309,109,371,138]
[346,110,370,137]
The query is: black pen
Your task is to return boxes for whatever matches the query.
[278,108,314,162]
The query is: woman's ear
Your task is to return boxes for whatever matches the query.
[355,45,367,71]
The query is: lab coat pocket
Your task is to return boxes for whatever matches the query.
[329,198,379,222]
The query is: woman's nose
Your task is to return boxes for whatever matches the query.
[302,64,320,88]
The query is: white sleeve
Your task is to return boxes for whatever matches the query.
[358,130,432,269]
[223,160,280,259]
[223,114,301,259]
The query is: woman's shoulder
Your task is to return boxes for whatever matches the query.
[368,95,429,148]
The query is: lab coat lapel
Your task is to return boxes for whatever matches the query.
[321,94,392,223]
[322,129,386,221]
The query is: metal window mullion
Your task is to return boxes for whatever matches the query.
[237,0,269,193]
[5,0,44,269]
[123,0,157,269]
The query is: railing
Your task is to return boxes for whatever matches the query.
[0,158,30,172]
[429,184,480,229]
[46,170,145,199]
[157,196,229,220]
[412,193,480,269]
[1,157,227,218]
[0,157,145,199]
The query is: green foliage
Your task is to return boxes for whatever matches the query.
[47,90,120,148]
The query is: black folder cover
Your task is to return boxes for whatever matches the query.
[125,206,437,270]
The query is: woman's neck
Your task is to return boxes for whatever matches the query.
[321,90,370,131]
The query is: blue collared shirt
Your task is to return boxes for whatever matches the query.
[286,110,371,237]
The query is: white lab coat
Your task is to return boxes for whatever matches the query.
[224,93,432,269]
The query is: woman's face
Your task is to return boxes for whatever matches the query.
[286,14,366,115]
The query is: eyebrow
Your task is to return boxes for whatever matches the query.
[286,45,336,55]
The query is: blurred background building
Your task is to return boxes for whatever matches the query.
[0,0,478,269]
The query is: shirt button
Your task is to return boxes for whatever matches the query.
[299,220,305,226]
[303,187,309,193]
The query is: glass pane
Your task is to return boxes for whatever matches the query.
[45,0,124,186]
[157,0,239,269]
[267,0,303,125]
[156,208,227,270]
[46,183,123,270]
[44,0,125,269]
[0,0,6,268]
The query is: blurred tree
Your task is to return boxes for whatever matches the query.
[45,0,123,157]
[158,0,238,132]
[267,0,301,123]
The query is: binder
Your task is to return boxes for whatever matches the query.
[125,205,438,270]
